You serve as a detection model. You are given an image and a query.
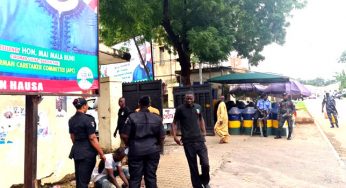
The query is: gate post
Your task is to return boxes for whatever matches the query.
[99,77,123,151]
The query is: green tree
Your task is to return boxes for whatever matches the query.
[335,70,346,90]
[100,0,305,85]
[338,51,346,63]
[299,77,336,87]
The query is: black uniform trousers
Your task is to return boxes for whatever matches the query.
[128,152,160,188]
[183,141,210,188]
[277,115,293,138]
[253,111,268,136]
[74,157,96,188]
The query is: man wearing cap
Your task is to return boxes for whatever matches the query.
[322,92,339,128]
[69,98,105,188]
[275,93,296,140]
[121,96,165,188]
[254,93,271,137]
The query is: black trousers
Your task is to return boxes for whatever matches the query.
[128,152,160,188]
[253,111,268,135]
[74,157,96,188]
[277,115,293,138]
[183,142,210,188]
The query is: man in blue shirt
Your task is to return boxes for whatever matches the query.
[254,93,271,137]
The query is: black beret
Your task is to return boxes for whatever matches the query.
[73,98,87,109]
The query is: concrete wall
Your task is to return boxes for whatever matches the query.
[0,86,123,187]
[98,77,123,150]
[0,95,76,187]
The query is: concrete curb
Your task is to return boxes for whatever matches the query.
[313,118,345,168]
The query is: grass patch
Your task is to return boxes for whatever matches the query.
[294,101,307,111]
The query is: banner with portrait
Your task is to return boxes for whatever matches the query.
[100,40,153,82]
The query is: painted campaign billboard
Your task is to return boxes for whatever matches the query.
[100,40,153,82]
[0,0,99,95]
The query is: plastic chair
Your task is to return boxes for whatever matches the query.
[251,118,264,137]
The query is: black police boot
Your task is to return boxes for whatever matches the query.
[287,131,292,140]
[275,128,281,139]
[263,124,267,137]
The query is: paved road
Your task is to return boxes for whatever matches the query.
[305,98,346,162]
[59,100,346,188]
[59,104,346,188]
[157,109,346,187]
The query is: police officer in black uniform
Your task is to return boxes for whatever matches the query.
[113,97,132,146]
[121,96,165,188]
[69,98,106,188]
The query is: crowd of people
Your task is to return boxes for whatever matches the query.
[68,92,211,188]
[214,92,296,140]
[67,91,337,188]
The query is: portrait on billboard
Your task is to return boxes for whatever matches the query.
[100,40,154,82]
[133,43,153,81]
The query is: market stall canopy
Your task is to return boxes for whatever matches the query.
[229,83,266,94]
[264,80,312,97]
[208,72,289,84]
[229,83,267,97]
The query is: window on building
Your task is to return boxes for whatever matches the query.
[159,46,164,65]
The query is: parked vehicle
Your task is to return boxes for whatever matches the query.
[86,97,99,135]
[334,92,343,99]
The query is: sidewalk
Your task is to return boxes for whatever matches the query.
[54,108,346,188]
[305,99,346,163]
[158,111,346,187]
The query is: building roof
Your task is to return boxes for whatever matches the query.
[99,43,130,65]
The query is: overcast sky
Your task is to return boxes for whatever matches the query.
[252,0,346,80]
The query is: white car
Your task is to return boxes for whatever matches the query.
[86,97,99,134]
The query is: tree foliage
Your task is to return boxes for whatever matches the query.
[298,77,336,87]
[338,50,346,63]
[334,70,346,90]
[100,0,305,85]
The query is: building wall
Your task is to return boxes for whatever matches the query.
[152,44,180,85]
[0,95,77,187]
[152,44,180,107]
[152,44,238,107]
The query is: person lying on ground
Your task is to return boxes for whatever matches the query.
[92,147,129,188]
